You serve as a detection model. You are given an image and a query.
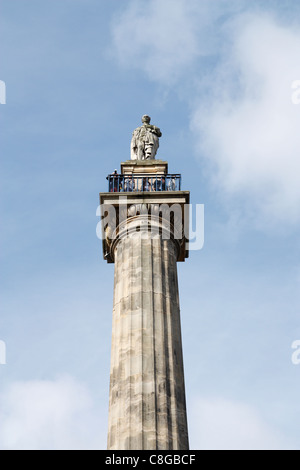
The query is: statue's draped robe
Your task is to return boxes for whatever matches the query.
[131,125,160,160]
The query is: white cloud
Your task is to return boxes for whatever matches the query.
[111,3,300,228]
[110,0,220,84]
[192,14,300,227]
[0,377,105,450]
[189,396,290,450]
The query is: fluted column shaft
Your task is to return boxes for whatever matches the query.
[107,217,189,450]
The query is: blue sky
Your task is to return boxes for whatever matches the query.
[0,0,300,449]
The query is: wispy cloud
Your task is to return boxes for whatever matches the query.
[0,376,105,450]
[189,396,293,450]
[193,14,300,228]
[110,0,224,85]
[111,2,300,229]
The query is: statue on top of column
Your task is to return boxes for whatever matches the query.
[130,115,162,160]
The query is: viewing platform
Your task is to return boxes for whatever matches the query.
[106,173,181,192]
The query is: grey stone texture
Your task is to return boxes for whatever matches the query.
[100,190,190,264]
[130,115,162,160]
[107,227,189,450]
[102,160,189,450]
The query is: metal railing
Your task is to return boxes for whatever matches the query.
[106,174,181,193]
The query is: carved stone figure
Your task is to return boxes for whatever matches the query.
[130,115,162,160]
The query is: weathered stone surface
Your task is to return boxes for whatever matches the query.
[130,115,162,161]
[107,219,189,450]
[121,160,168,176]
[100,190,190,263]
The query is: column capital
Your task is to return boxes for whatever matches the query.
[99,192,190,264]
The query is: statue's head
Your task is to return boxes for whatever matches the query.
[142,115,151,124]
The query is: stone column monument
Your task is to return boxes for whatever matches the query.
[100,116,190,450]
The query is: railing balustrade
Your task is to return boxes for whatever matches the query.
[106,174,181,193]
